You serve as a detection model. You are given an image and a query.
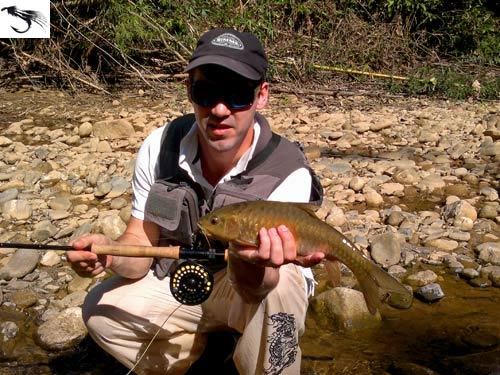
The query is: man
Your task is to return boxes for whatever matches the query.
[67,28,324,375]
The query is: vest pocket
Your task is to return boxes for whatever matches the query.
[144,180,200,246]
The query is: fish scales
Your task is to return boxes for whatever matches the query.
[198,200,413,314]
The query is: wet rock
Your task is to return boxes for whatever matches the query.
[468,277,492,288]
[415,282,444,302]
[461,328,499,349]
[405,270,438,287]
[0,321,19,341]
[311,287,381,330]
[36,307,87,350]
[476,242,500,265]
[417,174,445,193]
[0,249,40,281]
[0,322,20,357]
[9,289,38,309]
[67,274,93,293]
[486,268,500,287]
[60,290,87,308]
[461,268,479,280]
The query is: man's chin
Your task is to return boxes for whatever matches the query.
[207,139,237,153]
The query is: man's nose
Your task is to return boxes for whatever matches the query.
[211,101,232,117]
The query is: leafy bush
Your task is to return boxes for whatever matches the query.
[1,0,498,98]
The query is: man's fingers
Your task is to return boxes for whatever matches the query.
[277,225,295,262]
[268,227,284,266]
[66,249,96,263]
[295,252,325,267]
[257,227,271,261]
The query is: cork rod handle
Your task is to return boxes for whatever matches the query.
[91,244,182,258]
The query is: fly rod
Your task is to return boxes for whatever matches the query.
[0,242,227,261]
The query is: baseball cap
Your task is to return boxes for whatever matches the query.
[184,28,268,81]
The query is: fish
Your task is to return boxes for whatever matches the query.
[197,200,412,314]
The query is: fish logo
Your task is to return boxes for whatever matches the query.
[1,5,47,33]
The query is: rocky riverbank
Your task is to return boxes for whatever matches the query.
[0,86,499,374]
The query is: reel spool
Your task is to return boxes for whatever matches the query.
[170,260,214,305]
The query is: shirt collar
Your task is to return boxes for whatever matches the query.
[178,121,261,190]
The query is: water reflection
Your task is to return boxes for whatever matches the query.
[302,271,500,374]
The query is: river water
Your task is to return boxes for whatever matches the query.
[302,268,500,374]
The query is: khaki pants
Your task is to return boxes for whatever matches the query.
[82,264,309,375]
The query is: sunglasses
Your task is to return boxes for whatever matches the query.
[190,80,260,110]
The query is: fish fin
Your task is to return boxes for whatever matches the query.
[292,203,320,218]
[324,260,342,287]
[357,273,381,315]
[230,238,259,247]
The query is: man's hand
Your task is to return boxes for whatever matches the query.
[67,234,113,278]
[231,225,325,268]
[227,225,325,303]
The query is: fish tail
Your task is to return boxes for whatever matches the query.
[364,261,413,313]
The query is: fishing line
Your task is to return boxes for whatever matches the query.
[126,302,183,375]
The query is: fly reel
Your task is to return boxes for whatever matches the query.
[169,260,214,305]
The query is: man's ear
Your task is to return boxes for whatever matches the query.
[255,81,269,110]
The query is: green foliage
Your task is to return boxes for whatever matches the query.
[66,0,499,69]
[5,0,498,99]
[103,0,156,54]
[389,66,500,100]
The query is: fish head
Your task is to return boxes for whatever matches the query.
[197,209,240,242]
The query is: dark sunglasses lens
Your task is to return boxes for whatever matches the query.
[191,82,218,107]
[227,83,256,109]
[191,81,257,109]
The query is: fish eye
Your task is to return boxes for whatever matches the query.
[210,217,219,225]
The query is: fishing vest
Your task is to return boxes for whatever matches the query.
[144,112,323,278]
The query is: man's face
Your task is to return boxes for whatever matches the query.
[187,65,268,154]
